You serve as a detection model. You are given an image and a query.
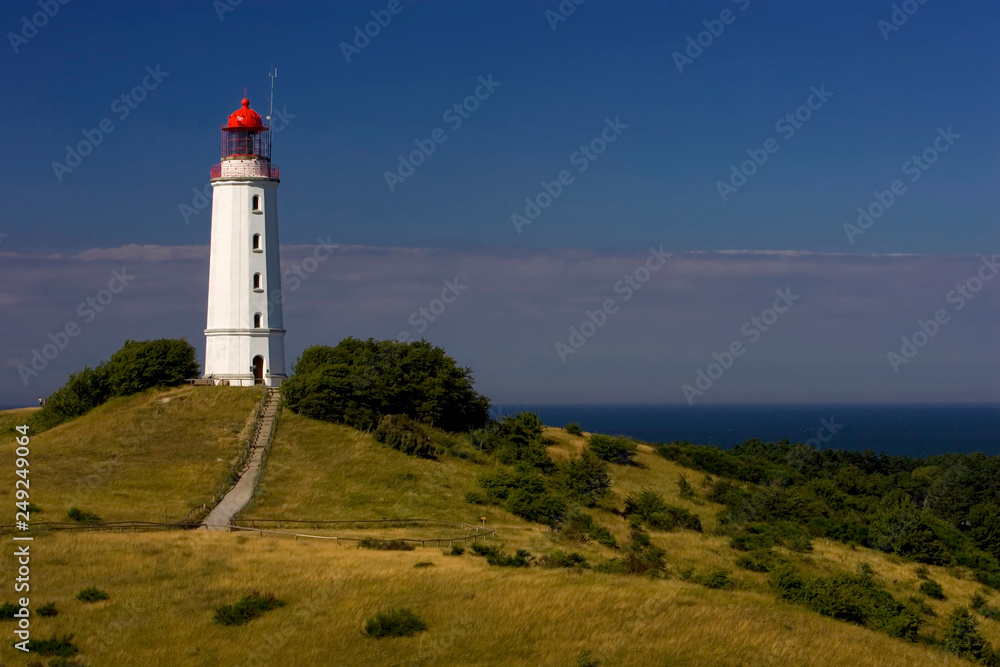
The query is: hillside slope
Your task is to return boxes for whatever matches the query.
[0,386,262,523]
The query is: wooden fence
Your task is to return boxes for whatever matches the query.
[227,518,495,546]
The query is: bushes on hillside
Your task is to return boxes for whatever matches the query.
[363,608,427,638]
[588,434,638,465]
[943,607,996,664]
[624,490,702,532]
[555,449,611,507]
[373,414,434,458]
[30,339,199,432]
[213,592,285,626]
[475,468,566,525]
[282,338,490,432]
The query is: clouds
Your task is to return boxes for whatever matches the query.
[1,244,997,407]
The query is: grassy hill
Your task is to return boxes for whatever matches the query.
[0,394,997,665]
[0,386,262,523]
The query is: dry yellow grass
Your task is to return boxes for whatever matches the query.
[0,386,262,523]
[0,530,981,667]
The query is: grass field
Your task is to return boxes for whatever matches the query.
[0,386,262,523]
[0,530,985,667]
[0,397,996,665]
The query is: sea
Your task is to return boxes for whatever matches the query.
[498,404,1000,458]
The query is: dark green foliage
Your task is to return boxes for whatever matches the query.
[66,507,100,524]
[413,561,434,568]
[678,474,695,499]
[464,491,485,505]
[915,565,930,580]
[476,468,566,525]
[446,545,465,556]
[29,339,199,432]
[373,414,434,458]
[46,658,88,667]
[36,603,57,617]
[564,422,584,436]
[867,490,948,565]
[598,530,666,576]
[555,449,611,507]
[0,603,19,620]
[363,608,427,638]
[213,592,285,626]
[588,434,638,465]
[943,607,996,664]
[357,538,414,551]
[970,504,1000,561]
[770,563,921,641]
[75,588,108,603]
[26,634,78,657]
[735,549,787,573]
[698,569,732,589]
[577,650,600,667]
[624,490,702,532]
[469,543,533,567]
[560,510,617,548]
[919,579,946,600]
[283,338,490,432]
[537,551,589,569]
[979,605,1000,623]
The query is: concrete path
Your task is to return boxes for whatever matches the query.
[201,390,280,531]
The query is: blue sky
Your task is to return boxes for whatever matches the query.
[1,0,998,406]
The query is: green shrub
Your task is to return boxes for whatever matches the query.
[373,414,435,458]
[413,561,435,568]
[588,434,638,465]
[577,650,600,667]
[36,603,57,618]
[555,449,611,507]
[594,558,629,575]
[678,474,695,499]
[537,551,589,569]
[0,603,20,620]
[75,588,109,603]
[468,543,533,567]
[363,608,427,638]
[915,565,930,580]
[464,491,486,505]
[357,538,414,551]
[559,510,617,548]
[26,634,78,657]
[943,606,995,663]
[699,569,732,589]
[446,545,465,556]
[66,508,100,524]
[979,605,1000,623]
[624,490,702,532]
[213,592,285,626]
[919,579,946,600]
[735,549,786,573]
[565,422,584,436]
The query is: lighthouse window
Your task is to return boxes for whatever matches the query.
[252,234,262,252]
[252,195,261,212]
[253,313,262,328]
[253,273,262,291]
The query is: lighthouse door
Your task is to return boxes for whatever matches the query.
[252,356,264,385]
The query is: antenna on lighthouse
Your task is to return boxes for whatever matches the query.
[266,67,277,156]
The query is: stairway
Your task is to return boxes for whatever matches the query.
[201,389,280,531]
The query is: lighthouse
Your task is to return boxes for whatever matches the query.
[203,96,287,387]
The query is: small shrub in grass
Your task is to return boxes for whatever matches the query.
[678,474,695,499]
[36,603,57,617]
[735,549,787,573]
[565,422,584,436]
[908,596,936,617]
[47,658,88,667]
[979,605,1000,623]
[213,592,285,626]
[413,561,435,568]
[919,579,945,600]
[76,588,109,603]
[363,608,427,638]
[27,633,78,657]
[943,607,995,663]
[0,603,20,619]
[25,503,41,514]
[537,551,590,569]
[971,593,987,610]
[358,538,414,551]
[66,508,100,524]
[464,491,486,505]
[588,433,638,465]
[699,569,732,590]
[577,650,600,667]
[373,414,435,458]
[446,545,465,556]
[594,558,629,575]
[915,565,930,580]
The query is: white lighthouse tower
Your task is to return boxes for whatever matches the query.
[203,96,286,387]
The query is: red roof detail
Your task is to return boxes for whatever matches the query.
[225,98,264,130]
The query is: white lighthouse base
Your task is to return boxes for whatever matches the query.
[204,329,287,388]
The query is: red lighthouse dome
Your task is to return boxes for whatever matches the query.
[226,98,264,130]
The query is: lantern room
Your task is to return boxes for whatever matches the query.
[221,98,271,161]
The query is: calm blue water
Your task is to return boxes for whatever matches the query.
[498,404,1000,457]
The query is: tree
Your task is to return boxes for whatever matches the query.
[943,607,995,664]
[588,433,638,465]
[556,449,611,507]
